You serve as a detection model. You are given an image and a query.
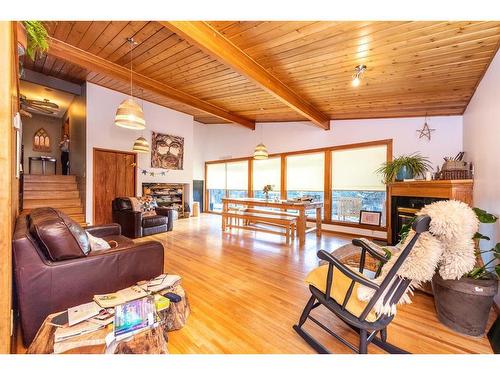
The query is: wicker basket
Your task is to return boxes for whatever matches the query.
[439,169,473,180]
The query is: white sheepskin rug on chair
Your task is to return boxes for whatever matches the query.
[357,200,478,316]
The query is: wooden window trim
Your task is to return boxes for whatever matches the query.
[204,139,393,224]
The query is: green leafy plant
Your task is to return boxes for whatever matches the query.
[398,216,416,243]
[376,153,432,184]
[23,21,49,60]
[467,208,500,280]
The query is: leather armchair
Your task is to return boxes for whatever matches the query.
[112,197,174,239]
[12,209,164,346]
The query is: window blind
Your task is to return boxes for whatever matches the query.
[252,157,281,191]
[206,163,226,189]
[286,152,325,191]
[226,161,248,190]
[332,145,387,191]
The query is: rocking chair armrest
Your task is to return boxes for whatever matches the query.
[351,238,389,263]
[317,250,380,290]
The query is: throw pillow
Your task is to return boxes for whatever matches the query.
[86,231,111,251]
[139,195,158,217]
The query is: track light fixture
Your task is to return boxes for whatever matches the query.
[352,64,367,87]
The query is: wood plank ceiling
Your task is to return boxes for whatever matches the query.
[22,21,500,126]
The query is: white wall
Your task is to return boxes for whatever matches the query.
[198,116,463,173]
[195,115,463,238]
[463,50,500,260]
[86,82,194,223]
[193,121,208,180]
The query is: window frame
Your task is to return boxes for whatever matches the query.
[204,139,392,230]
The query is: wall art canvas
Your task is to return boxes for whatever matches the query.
[151,132,184,170]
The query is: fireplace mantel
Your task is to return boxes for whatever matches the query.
[387,179,473,244]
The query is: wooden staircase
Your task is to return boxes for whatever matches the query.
[23,174,86,226]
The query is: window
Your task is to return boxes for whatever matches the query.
[33,128,51,152]
[286,152,324,217]
[331,145,387,224]
[226,161,248,198]
[206,161,249,212]
[252,157,281,200]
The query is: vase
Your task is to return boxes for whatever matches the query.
[264,192,269,200]
[395,165,414,181]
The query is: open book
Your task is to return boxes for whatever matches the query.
[141,274,182,293]
[94,286,149,308]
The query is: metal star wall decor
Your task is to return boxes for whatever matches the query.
[417,116,435,140]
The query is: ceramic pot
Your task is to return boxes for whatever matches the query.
[432,273,498,336]
[395,165,414,181]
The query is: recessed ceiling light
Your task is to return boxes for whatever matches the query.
[352,64,367,87]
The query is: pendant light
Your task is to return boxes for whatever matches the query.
[253,124,268,160]
[133,136,150,153]
[115,38,146,130]
[133,88,150,153]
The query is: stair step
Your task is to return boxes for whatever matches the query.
[23,206,84,215]
[23,198,82,209]
[69,214,86,222]
[23,182,78,191]
[24,174,76,183]
[24,190,80,199]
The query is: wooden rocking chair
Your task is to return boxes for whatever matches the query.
[293,215,431,354]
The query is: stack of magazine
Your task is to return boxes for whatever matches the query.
[51,274,183,350]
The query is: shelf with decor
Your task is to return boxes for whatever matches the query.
[142,183,188,219]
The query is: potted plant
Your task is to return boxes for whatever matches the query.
[432,207,499,336]
[376,152,432,183]
[17,21,49,77]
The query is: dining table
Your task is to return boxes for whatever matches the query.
[221,197,323,245]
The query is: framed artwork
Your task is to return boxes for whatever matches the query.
[359,210,382,226]
[151,132,184,170]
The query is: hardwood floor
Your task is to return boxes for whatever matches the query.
[139,214,493,354]
[14,213,494,354]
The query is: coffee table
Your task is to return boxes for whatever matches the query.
[27,283,190,354]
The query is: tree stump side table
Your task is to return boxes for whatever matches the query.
[27,284,191,354]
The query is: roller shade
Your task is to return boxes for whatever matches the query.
[206,163,226,189]
[286,152,324,191]
[332,145,387,191]
[226,161,248,190]
[252,157,281,191]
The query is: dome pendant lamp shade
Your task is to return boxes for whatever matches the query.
[253,143,269,160]
[132,136,150,153]
[115,98,146,130]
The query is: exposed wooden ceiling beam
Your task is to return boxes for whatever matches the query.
[160,21,331,130]
[46,37,255,130]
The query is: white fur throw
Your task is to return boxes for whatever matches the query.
[357,200,478,316]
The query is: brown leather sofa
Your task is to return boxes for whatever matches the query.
[12,207,164,346]
[112,197,174,239]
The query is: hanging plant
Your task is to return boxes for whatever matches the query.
[23,21,49,61]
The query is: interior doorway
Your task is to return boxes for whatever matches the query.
[93,148,137,225]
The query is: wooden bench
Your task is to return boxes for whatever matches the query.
[242,208,298,235]
[222,209,298,243]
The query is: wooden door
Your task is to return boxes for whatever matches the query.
[93,148,136,225]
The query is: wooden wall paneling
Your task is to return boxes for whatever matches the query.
[0,21,15,354]
[47,37,255,129]
[31,21,500,123]
[160,21,331,129]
